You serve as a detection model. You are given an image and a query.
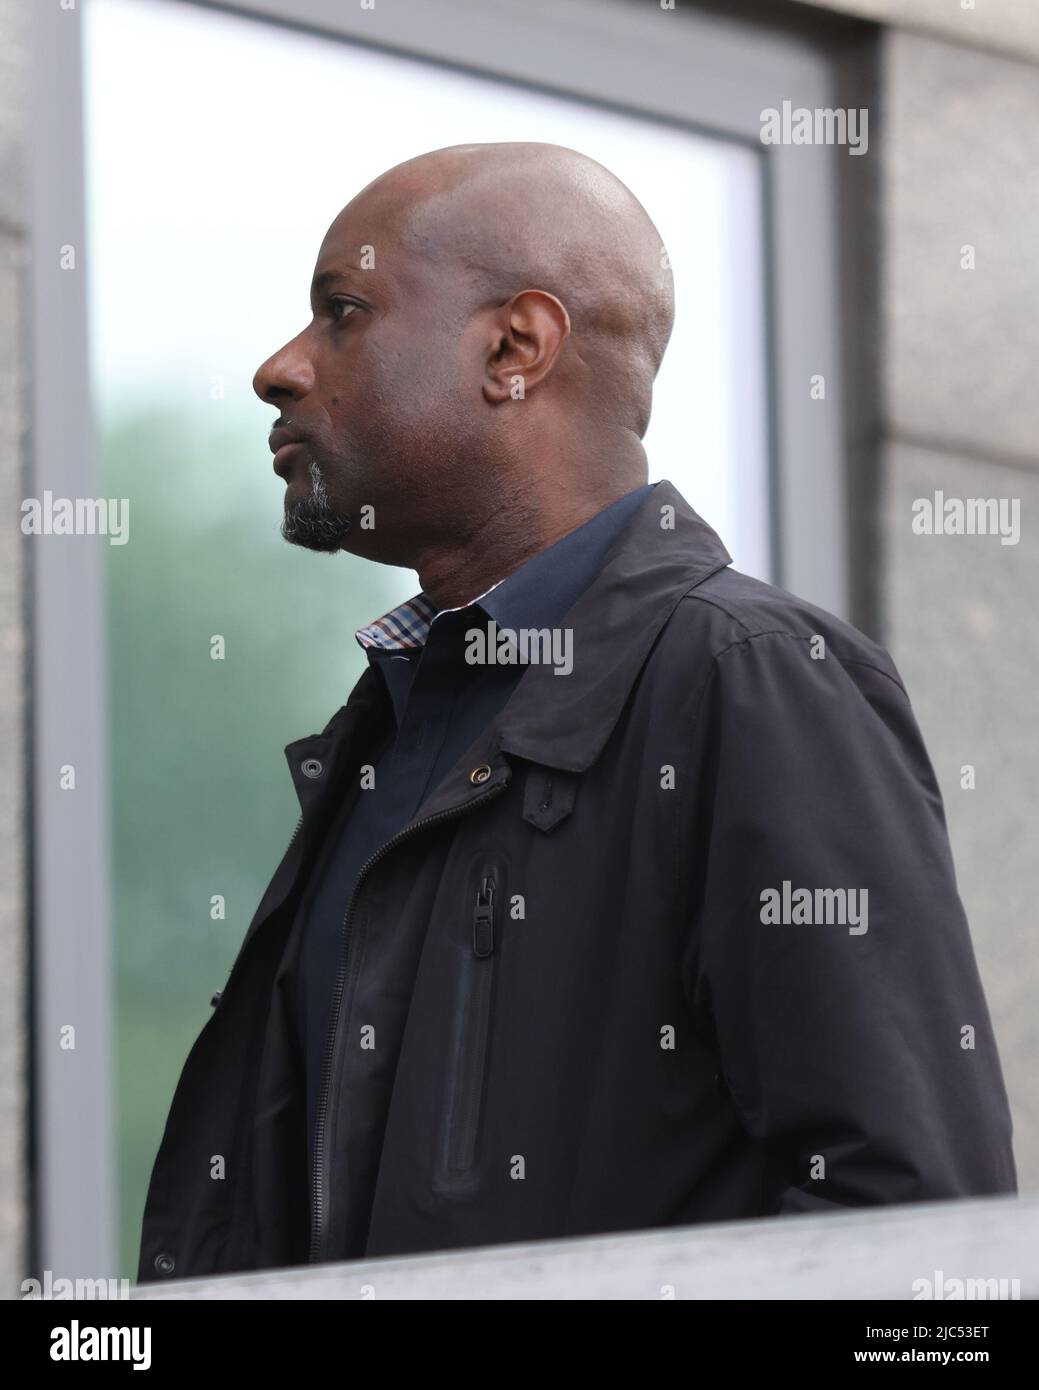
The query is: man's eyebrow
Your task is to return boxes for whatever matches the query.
[309,268,370,302]
[311,269,343,298]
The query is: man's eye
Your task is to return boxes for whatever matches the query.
[330,298,360,323]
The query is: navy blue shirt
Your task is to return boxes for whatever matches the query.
[294,483,654,1195]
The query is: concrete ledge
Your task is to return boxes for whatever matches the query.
[132,1194,1037,1300]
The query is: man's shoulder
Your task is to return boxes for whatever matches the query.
[663,564,904,692]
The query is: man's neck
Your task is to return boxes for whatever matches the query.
[415,480,643,610]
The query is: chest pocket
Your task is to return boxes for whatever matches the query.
[521,766,578,833]
[434,851,509,1191]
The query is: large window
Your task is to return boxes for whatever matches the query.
[31,0,848,1278]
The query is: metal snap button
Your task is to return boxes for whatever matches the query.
[301,758,323,779]
[469,764,492,785]
[154,1252,176,1275]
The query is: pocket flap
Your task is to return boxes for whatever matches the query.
[521,767,578,833]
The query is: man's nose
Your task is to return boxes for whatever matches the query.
[252,334,315,404]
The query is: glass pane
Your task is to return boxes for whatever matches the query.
[82,0,770,1275]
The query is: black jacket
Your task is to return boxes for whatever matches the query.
[137,480,1017,1284]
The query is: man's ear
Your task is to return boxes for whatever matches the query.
[482,289,571,404]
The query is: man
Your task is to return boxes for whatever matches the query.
[137,143,1016,1283]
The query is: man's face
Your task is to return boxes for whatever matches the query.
[252,188,479,562]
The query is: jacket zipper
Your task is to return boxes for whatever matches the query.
[446,868,500,1176]
[307,778,508,1263]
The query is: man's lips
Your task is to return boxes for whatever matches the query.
[268,423,309,453]
[268,425,311,477]
[272,441,309,477]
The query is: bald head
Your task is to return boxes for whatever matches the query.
[253,141,673,598]
[364,142,675,435]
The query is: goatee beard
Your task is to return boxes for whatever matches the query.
[281,458,352,552]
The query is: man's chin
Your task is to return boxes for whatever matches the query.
[280,499,352,552]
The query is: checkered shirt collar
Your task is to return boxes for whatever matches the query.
[354,579,504,652]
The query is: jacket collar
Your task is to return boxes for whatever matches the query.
[351,482,653,655]
[285,479,731,821]
[491,478,731,773]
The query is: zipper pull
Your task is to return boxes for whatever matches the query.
[473,874,496,957]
